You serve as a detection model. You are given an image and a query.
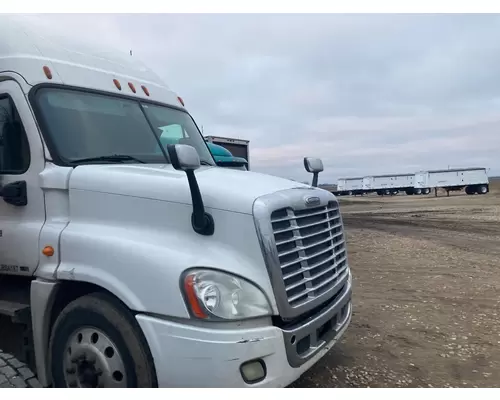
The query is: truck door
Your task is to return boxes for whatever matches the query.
[0,80,46,276]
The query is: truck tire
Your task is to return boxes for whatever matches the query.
[413,188,422,195]
[465,186,475,195]
[477,185,488,195]
[49,292,157,388]
[422,188,430,195]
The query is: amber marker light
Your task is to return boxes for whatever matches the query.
[42,246,55,257]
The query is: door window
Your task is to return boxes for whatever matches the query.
[0,96,30,174]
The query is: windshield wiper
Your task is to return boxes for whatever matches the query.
[200,161,213,166]
[69,154,146,165]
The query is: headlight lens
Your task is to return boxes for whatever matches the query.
[182,269,272,320]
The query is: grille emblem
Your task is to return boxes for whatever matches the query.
[304,196,320,207]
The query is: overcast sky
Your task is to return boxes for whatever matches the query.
[25,13,500,183]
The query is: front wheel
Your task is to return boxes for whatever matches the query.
[49,292,157,388]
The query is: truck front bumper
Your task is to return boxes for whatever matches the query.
[136,284,351,388]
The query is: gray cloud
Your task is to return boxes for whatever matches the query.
[25,13,500,183]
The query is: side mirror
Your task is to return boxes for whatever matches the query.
[167,144,214,236]
[168,143,201,171]
[303,157,324,187]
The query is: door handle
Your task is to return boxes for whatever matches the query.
[0,180,28,206]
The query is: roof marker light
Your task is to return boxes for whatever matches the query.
[113,79,122,90]
[178,96,185,107]
[128,82,136,93]
[43,66,53,80]
[141,85,150,97]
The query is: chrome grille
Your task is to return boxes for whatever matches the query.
[270,201,347,307]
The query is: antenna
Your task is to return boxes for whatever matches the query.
[130,50,133,56]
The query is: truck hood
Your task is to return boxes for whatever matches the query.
[69,164,310,215]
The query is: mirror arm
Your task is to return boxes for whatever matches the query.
[186,170,214,235]
[167,144,214,236]
[311,172,319,188]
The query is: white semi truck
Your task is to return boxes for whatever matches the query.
[0,17,352,388]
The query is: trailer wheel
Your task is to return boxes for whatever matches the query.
[405,190,413,195]
[49,292,157,388]
[465,186,475,195]
[413,188,422,195]
[477,185,488,195]
[422,188,430,195]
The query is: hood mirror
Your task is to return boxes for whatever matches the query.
[304,157,324,187]
[168,143,201,171]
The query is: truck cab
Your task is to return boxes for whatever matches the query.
[206,142,248,170]
[0,15,352,388]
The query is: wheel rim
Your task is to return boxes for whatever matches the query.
[480,186,487,193]
[63,327,127,388]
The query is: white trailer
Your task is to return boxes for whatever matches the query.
[337,178,346,192]
[362,176,373,191]
[371,175,393,195]
[370,173,423,196]
[334,177,363,196]
[343,177,364,195]
[414,168,489,195]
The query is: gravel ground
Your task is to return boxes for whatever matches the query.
[1,187,499,388]
[292,189,500,387]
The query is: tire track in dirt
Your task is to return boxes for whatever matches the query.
[343,215,500,257]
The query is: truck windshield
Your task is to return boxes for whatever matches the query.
[33,87,215,166]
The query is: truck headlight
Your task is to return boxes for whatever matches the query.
[182,269,272,320]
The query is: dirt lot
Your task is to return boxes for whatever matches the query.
[2,184,500,388]
[293,183,500,388]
